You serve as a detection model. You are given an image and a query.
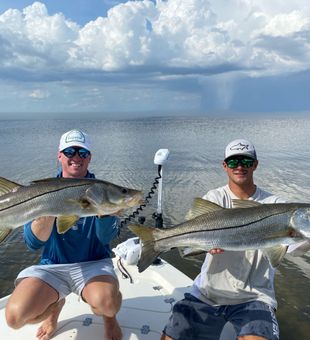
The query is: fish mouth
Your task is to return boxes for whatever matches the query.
[125,194,144,206]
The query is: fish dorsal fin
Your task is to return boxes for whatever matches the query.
[263,245,288,267]
[232,199,261,208]
[31,178,55,183]
[31,178,73,184]
[31,177,92,184]
[185,198,224,220]
[56,215,79,234]
[0,177,22,196]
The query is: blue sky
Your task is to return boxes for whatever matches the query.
[0,1,126,25]
[0,0,310,119]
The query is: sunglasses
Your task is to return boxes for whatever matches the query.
[225,157,255,169]
[62,147,90,159]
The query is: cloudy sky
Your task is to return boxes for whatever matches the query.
[0,0,309,119]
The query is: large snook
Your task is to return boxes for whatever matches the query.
[129,198,310,272]
[0,177,143,236]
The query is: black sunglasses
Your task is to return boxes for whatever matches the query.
[62,147,90,159]
[225,157,255,169]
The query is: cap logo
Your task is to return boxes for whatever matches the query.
[230,142,250,151]
[65,131,85,144]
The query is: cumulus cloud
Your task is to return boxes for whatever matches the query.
[0,0,309,77]
[0,3,78,71]
[0,0,310,115]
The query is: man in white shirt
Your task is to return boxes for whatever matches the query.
[161,139,309,340]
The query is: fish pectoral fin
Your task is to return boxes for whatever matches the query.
[56,215,79,234]
[179,247,207,258]
[0,177,23,196]
[77,198,91,209]
[232,199,261,208]
[263,245,288,267]
[64,198,91,209]
[185,198,223,220]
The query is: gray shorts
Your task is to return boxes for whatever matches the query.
[163,293,279,340]
[16,258,117,300]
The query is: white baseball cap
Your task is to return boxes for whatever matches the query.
[224,139,257,160]
[59,129,92,152]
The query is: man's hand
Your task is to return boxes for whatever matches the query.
[34,216,55,224]
[31,216,55,241]
[209,248,224,255]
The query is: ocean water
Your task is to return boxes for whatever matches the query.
[0,116,309,339]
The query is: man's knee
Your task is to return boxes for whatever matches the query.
[87,288,122,317]
[99,289,121,313]
[5,302,25,329]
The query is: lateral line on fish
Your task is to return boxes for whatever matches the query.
[0,183,89,212]
[155,215,286,241]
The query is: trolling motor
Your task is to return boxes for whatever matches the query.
[115,149,170,268]
[152,148,170,228]
[120,148,170,229]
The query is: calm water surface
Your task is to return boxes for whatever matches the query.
[0,117,310,339]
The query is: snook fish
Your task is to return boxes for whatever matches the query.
[0,177,143,236]
[129,198,310,272]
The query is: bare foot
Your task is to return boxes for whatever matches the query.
[36,299,65,340]
[104,315,122,340]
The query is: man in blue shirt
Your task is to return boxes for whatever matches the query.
[5,130,122,340]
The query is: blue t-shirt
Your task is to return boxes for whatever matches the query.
[23,171,119,264]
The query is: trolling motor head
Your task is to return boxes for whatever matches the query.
[154,149,170,165]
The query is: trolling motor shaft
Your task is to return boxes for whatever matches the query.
[119,148,169,229]
[153,149,170,228]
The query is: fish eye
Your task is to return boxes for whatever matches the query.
[121,188,128,194]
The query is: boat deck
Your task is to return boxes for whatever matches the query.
[0,257,235,339]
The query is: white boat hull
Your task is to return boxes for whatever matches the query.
[0,257,235,339]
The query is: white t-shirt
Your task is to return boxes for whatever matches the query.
[191,184,285,308]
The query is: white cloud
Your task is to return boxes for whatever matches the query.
[0,0,309,77]
[0,0,310,115]
[262,11,309,37]
[29,88,50,99]
[69,1,157,70]
[0,2,79,70]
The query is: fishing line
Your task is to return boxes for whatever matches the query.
[119,165,162,228]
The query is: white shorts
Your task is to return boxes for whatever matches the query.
[16,258,117,300]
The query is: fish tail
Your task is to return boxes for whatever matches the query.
[128,224,162,273]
